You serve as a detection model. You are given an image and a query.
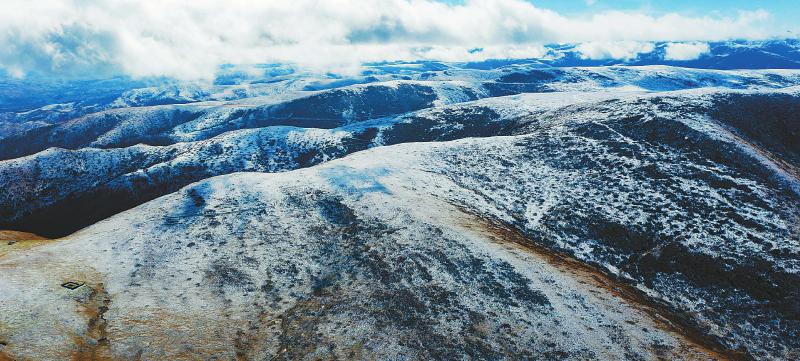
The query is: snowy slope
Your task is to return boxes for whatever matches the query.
[1,110,797,358]
[0,150,736,360]
[1,62,799,360]
[3,86,798,240]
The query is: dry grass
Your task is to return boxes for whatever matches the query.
[0,230,52,259]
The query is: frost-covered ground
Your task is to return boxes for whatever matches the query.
[0,164,720,360]
[2,85,798,239]
[1,62,799,360]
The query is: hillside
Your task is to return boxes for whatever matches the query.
[0,60,799,359]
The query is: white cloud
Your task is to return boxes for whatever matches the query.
[575,41,655,60]
[664,42,711,61]
[0,0,780,79]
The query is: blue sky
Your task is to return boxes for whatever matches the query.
[1,0,798,79]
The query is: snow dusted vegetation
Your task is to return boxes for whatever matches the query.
[1,46,800,360]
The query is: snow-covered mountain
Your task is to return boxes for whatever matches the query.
[3,39,800,127]
[1,46,799,360]
[4,66,800,158]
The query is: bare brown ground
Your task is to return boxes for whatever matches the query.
[71,283,113,361]
[0,230,52,259]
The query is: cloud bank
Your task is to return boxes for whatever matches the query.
[664,42,712,61]
[575,41,655,60]
[0,0,782,79]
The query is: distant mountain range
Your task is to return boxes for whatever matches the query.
[2,39,799,115]
[473,39,800,69]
